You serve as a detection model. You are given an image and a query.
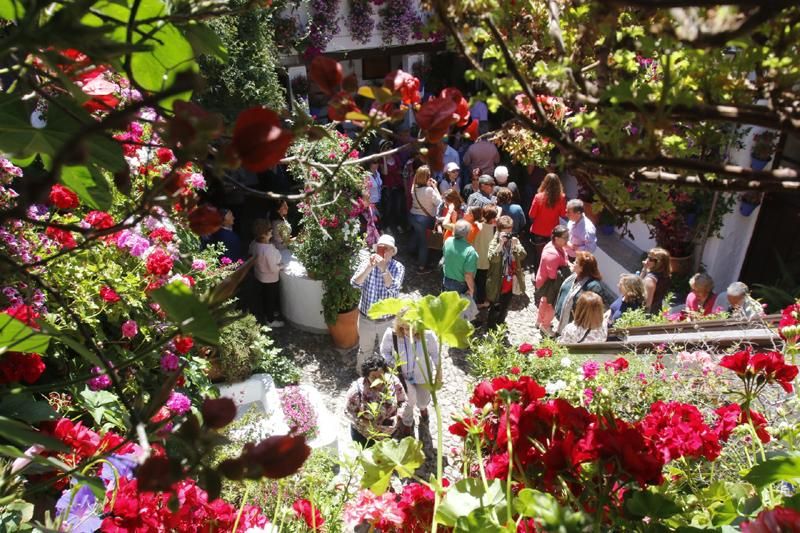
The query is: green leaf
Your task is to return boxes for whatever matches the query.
[152,280,220,344]
[182,22,228,62]
[625,490,680,519]
[454,506,511,532]
[80,388,120,426]
[360,437,424,495]
[52,331,104,368]
[0,395,58,424]
[437,478,505,527]
[0,0,25,20]
[60,165,112,211]
[0,416,69,452]
[367,297,414,320]
[0,94,125,172]
[0,315,50,355]
[416,292,474,348]
[745,454,800,487]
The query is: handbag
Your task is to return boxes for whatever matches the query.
[414,186,443,250]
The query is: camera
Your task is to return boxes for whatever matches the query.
[500,232,511,240]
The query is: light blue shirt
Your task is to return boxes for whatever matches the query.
[567,215,597,257]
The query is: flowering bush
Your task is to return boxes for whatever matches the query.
[347,0,375,44]
[290,129,366,324]
[280,386,319,441]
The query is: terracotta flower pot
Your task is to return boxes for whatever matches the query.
[669,255,692,276]
[328,307,359,350]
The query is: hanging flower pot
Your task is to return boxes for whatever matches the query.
[750,157,770,171]
[738,191,762,217]
[669,255,692,276]
[599,224,615,235]
[739,201,758,217]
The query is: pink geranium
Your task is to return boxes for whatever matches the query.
[343,489,405,530]
[121,319,138,339]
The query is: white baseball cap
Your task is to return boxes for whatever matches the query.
[445,161,460,173]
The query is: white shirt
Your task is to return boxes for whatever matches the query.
[567,215,597,257]
[249,241,282,283]
[560,322,607,344]
[380,329,439,385]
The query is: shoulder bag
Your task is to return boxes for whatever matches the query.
[414,186,444,250]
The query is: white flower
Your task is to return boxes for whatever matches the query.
[545,380,567,395]
[560,357,572,368]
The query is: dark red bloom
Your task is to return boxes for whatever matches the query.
[448,417,478,437]
[327,91,360,122]
[604,357,629,373]
[398,482,437,533]
[232,107,294,172]
[464,118,479,140]
[518,343,533,354]
[750,351,798,393]
[719,349,750,375]
[439,88,470,127]
[49,184,80,209]
[383,69,421,105]
[742,506,800,533]
[100,286,121,303]
[220,435,310,480]
[0,352,45,384]
[638,401,721,462]
[136,456,179,492]
[293,499,324,531]
[146,248,173,276]
[4,303,40,328]
[415,97,457,143]
[187,205,223,236]
[309,55,343,96]
[85,210,115,230]
[742,408,771,443]
[713,403,743,442]
[535,348,553,358]
[46,226,77,249]
[156,147,174,164]
[471,381,495,407]
[173,335,194,354]
[201,398,236,429]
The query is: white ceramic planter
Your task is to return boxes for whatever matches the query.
[280,251,327,334]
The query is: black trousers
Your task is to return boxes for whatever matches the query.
[488,291,514,328]
[257,280,281,322]
[380,186,406,230]
[475,268,488,304]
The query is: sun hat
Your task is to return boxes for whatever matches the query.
[478,175,495,185]
[373,234,397,255]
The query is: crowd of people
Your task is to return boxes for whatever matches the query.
[200,115,767,446]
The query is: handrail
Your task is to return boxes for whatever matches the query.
[607,313,780,338]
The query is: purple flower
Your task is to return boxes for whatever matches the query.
[191,258,207,271]
[100,453,137,489]
[581,360,600,381]
[88,367,112,391]
[115,229,151,257]
[160,351,179,372]
[220,256,232,265]
[121,319,138,339]
[166,391,191,414]
[55,483,102,533]
[187,173,206,190]
[26,203,49,220]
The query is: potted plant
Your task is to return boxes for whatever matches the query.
[750,130,778,170]
[291,129,366,349]
[651,210,694,274]
[739,190,763,217]
[597,208,617,235]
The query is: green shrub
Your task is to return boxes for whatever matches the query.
[218,314,300,385]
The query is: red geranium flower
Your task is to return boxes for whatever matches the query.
[220,435,310,480]
[535,348,553,358]
[84,210,115,230]
[173,335,194,354]
[46,226,77,249]
[0,352,45,384]
[309,55,343,96]
[4,303,40,328]
[149,227,174,243]
[719,349,750,375]
[464,118,479,140]
[100,286,121,303]
[713,403,743,442]
[518,343,533,354]
[293,499,324,531]
[49,184,80,209]
[742,506,800,533]
[201,398,237,429]
[146,248,173,276]
[156,147,174,164]
[604,357,629,373]
[383,69,421,105]
[232,107,294,172]
[638,401,721,462]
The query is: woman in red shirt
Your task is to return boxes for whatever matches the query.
[528,173,566,269]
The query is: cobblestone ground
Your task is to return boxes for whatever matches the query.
[270,231,542,478]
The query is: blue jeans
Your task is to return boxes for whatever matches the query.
[442,277,468,294]
[408,213,434,267]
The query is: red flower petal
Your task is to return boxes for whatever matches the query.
[309,56,343,96]
[232,107,294,172]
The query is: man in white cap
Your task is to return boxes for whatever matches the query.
[439,161,461,195]
[350,234,406,370]
[493,165,519,202]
